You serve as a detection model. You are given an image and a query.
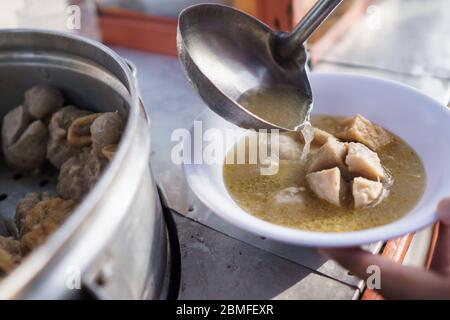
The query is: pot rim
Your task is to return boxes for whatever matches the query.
[0,29,147,298]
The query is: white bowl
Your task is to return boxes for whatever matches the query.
[183,73,450,247]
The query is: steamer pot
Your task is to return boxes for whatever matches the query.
[0,29,166,299]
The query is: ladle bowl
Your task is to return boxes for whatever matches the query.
[177,1,342,131]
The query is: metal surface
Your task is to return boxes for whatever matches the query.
[0,30,166,299]
[177,2,342,131]
[174,214,356,300]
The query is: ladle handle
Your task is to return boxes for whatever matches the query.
[279,0,343,59]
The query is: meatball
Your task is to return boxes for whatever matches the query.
[352,177,384,209]
[90,112,125,157]
[2,104,51,171]
[307,139,348,175]
[1,105,32,147]
[47,106,91,169]
[4,120,49,170]
[57,148,108,202]
[20,198,76,251]
[24,86,64,119]
[306,167,346,207]
[345,142,385,181]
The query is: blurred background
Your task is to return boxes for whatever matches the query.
[97,0,233,17]
[0,0,364,59]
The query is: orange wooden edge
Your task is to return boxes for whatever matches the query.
[255,0,294,32]
[425,223,440,269]
[97,1,295,55]
[361,233,414,300]
[98,7,178,56]
[362,223,440,300]
[98,1,370,60]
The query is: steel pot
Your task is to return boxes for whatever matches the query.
[0,29,166,299]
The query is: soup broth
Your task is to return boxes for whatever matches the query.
[238,85,312,131]
[223,115,426,232]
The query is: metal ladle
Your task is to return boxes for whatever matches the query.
[177,0,342,131]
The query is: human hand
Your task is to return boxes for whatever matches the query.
[320,198,450,300]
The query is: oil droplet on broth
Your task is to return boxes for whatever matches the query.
[238,85,314,160]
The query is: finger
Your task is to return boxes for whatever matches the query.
[320,248,450,300]
[430,198,450,274]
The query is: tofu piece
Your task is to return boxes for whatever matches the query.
[345,142,385,181]
[308,139,348,174]
[352,177,383,209]
[0,248,15,277]
[306,167,345,206]
[90,112,125,157]
[15,192,54,230]
[336,114,392,150]
[0,236,22,278]
[20,197,76,251]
